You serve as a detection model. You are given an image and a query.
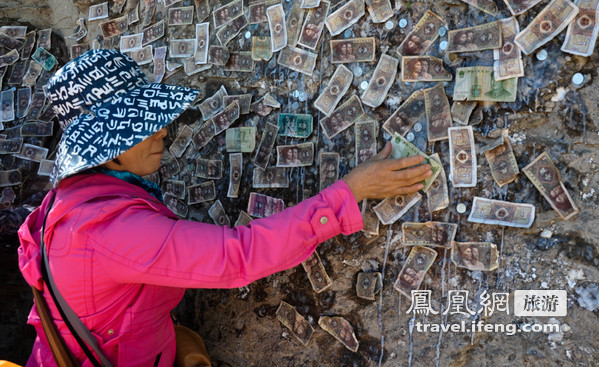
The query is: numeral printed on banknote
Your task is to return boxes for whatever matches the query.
[361,54,399,108]
[276,301,315,346]
[494,17,525,80]
[402,221,457,248]
[446,20,502,52]
[318,316,359,352]
[514,0,579,55]
[253,122,279,170]
[452,242,498,271]
[397,11,445,56]
[319,95,365,140]
[468,197,535,228]
[561,0,599,56]
[393,246,437,298]
[314,64,353,116]
[331,37,376,63]
[522,152,579,220]
[448,126,477,187]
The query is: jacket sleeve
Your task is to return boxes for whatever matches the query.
[91,180,363,289]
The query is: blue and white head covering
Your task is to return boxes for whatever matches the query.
[46,49,200,185]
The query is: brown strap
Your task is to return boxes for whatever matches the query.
[32,286,78,367]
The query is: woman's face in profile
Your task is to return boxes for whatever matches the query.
[105,127,167,176]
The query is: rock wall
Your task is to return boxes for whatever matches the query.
[1,0,598,365]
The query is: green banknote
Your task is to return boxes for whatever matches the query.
[390,133,441,192]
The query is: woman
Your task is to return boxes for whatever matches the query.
[18,50,432,366]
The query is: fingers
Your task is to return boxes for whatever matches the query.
[392,164,432,183]
[393,183,425,196]
[373,141,391,160]
[384,155,427,170]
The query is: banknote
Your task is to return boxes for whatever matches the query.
[314,65,353,116]
[468,197,535,228]
[0,32,24,51]
[195,0,211,22]
[168,6,195,25]
[382,90,426,137]
[318,316,359,352]
[142,0,157,26]
[164,193,189,218]
[188,181,216,204]
[286,5,306,47]
[213,0,243,28]
[14,143,48,162]
[297,0,329,50]
[503,0,543,15]
[32,47,57,71]
[226,127,256,152]
[184,59,209,76]
[448,126,477,188]
[319,152,339,191]
[22,61,43,86]
[253,122,279,170]
[194,23,209,64]
[99,15,129,38]
[389,133,442,192]
[223,94,252,114]
[276,142,314,167]
[251,36,273,61]
[35,68,53,91]
[325,0,365,36]
[248,0,279,24]
[0,90,15,122]
[89,2,109,21]
[0,138,23,154]
[113,0,126,14]
[170,39,196,58]
[361,54,398,108]
[402,221,457,248]
[247,192,285,217]
[355,120,377,165]
[276,301,315,346]
[561,0,599,56]
[7,59,27,85]
[128,4,140,24]
[120,33,143,52]
[0,49,19,68]
[21,122,53,137]
[393,246,437,298]
[397,10,445,56]
[277,113,313,138]
[426,153,449,213]
[127,45,153,65]
[361,199,380,236]
[159,157,181,181]
[216,14,248,45]
[208,45,230,65]
[523,152,579,220]
[0,170,22,188]
[164,180,186,200]
[514,0,579,55]
[169,125,193,157]
[16,87,31,119]
[234,210,253,227]
[356,272,382,300]
[209,200,231,227]
[227,152,243,198]
[0,67,6,90]
[196,158,223,179]
[366,0,394,23]
[300,0,321,7]
[319,95,365,140]
[494,17,524,80]
[20,31,38,59]
[277,46,317,76]
[451,242,498,271]
[26,92,45,119]
[484,135,519,187]
[224,51,254,72]
[424,83,452,142]
[330,37,376,63]
[36,28,52,50]
[37,159,54,177]
[401,56,452,82]
[373,192,422,225]
[267,4,287,52]
[252,167,289,188]
[142,20,165,45]
[451,101,477,126]
[199,85,228,120]
[459,0,498,14]
[302,251,332,293]
[212,101,240,134]
[251,95,274,116]
[453,66,518,102]
[0,26,26,38]
[153,46,167,83]
[447,20,502,52]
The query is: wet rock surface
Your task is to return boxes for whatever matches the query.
[1,0,599,365]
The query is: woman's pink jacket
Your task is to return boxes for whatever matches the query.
[18,172,363,366]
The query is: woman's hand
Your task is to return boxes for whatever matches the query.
[342,142,433,202]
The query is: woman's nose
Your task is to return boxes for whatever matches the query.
[154,127,167,139]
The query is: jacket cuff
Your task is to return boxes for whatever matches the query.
[310,180,363,242]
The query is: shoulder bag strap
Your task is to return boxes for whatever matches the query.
[40,193,114,367]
